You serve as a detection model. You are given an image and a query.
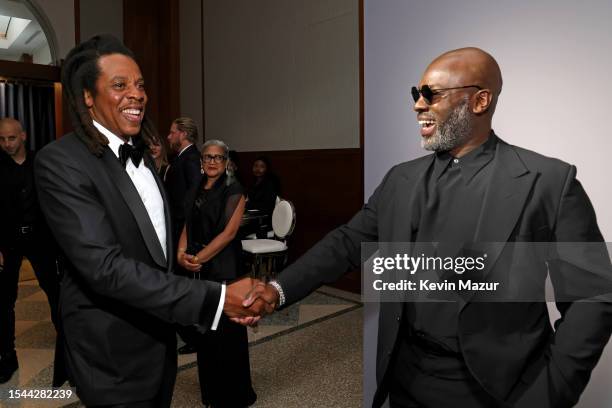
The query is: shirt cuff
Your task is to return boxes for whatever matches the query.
[211,283,226,330]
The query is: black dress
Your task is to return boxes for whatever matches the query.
[184,173,257,407]
[243,176,279,238]
[246,176,279,218]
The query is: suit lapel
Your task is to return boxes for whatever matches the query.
[100,147,168,268]
[459,139,537,310]
[396,156,434,302]
[144,153,173,272]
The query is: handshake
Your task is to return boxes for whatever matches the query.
[222,276,281,326]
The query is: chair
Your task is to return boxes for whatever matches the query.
[241,199,296,279]
[243,195,281,240]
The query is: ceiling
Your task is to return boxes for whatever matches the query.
[0,0,51,64]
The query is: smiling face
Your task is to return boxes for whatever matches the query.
[414,60,478,152]
[84,53,146,140]
[413,48,502,155]
[201,145,227,179]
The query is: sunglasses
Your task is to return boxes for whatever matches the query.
[411,84,482,104]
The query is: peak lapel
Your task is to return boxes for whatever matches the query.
[459,140,537,310]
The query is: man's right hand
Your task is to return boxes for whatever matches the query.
[224,277,279,325]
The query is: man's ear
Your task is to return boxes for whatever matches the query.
[473,90,492,114]
[83,89,94,108]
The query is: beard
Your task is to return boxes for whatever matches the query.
[421,99,473,152]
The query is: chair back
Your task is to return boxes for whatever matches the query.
[272,199,295,239]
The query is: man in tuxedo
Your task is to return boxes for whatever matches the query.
[164,116,201,246]
[164,117,204,355]
[241,47,612,407]
[34,35,261,408]
[0,118,60,384]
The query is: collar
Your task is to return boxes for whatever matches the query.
[93,120,133,159]
[432,131,498,182]
[178,143,194,157]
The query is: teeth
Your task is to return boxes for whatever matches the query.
[122,109,141,115]
[418,120,435,127]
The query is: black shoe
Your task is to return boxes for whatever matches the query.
[177,344,197,355]
[0,351,18,384]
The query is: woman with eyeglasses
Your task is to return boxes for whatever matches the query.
[177,139,257,407]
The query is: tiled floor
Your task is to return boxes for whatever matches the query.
[1,279,362,407]
[1,280,77,408]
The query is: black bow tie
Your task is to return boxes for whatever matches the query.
[118,142,144,167]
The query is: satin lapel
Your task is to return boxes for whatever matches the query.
[459,139,537,311]
[100,147,167,268]
[144,153,173,272]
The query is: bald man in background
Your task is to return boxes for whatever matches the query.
[242,48,612,407]
[0,118,59,384]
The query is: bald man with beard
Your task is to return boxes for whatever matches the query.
[239,48,612,407]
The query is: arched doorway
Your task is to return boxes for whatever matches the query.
[0,1,65,149]
[0,0,58,65]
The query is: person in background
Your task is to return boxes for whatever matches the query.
[227,150,240,183]
[164,116,203,355]
[0,117,60,384]
[246,156,279,217]
[165,117,201,245]
[147,137,169,180]
[178,139,257,407]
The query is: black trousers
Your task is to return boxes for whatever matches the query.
[197,314,257,407]
[0,231,60,354]
[87,343,177,408]
[388,338,500,408]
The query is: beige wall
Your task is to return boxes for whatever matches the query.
[195,0,359,151]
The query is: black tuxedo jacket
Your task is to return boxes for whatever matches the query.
[35,133,221,406]
[164,144,201,242]
[276,136,612,408]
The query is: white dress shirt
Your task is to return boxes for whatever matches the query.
[94,121,167,259]
[177,143,194,157]
[93,121,223,329]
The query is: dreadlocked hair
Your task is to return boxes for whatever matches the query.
[61,34,158,156]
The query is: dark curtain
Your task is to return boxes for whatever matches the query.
[0,80,56,152]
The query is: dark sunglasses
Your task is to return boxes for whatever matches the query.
[411,84,482,104]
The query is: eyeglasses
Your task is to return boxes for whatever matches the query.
[411,84,482,104]
[202,154,227,164]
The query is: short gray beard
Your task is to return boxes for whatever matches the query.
[421,99,473,152]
